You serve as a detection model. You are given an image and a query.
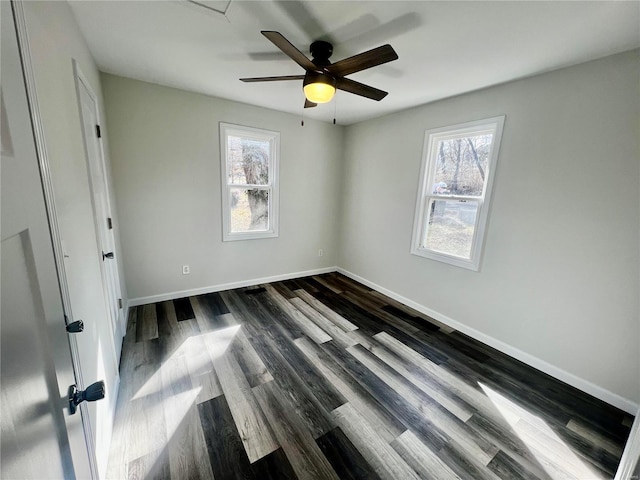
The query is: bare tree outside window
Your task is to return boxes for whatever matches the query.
[433,134,492,196]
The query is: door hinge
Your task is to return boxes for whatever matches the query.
[95,124,101,138]
[107,217,113,229]
[118,298,123,309]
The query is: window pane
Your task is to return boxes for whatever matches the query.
[227,135,270,185]
[230,188,269,232]
[423,199,478,259]
[432,134,493,197]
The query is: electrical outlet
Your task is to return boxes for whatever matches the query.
[182,265,190,275]
[318,249,324,257]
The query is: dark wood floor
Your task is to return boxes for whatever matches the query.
[107,272,634,479]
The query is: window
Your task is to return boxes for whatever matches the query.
[411,116,505,270]
[220,123,279,241]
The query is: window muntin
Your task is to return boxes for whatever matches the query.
[411,116,505,270]
[220,123,279,241]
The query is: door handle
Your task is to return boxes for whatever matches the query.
[68,381,105,415]
[102,251,114,260]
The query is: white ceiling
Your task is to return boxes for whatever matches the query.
[69,0,640,125]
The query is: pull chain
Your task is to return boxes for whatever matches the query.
[333,93,337,125]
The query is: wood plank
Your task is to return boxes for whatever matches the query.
[391,430,462,480]
[367,290,455,333]
[137,303,159,342]
[358,334,474,422]
[331,273,373,295]
[161,299,199,347]
[198,395,255,480]
[270,281,296,299]
[182,334,223,404]
[294,337,405,443]
[567,419,624,457]
[290,297,358,348]
[331,403,421,480]
[293,289,358,332]
[487,450,546,480]
[512,418,611,479]
[249,333,334,438]
[123,306,138,346]
[190,294,216,333]
[312,275,343,293]
[316,427,382,480]
[347,344,499,466]
[380,304,440,332]
[232,328,274,388]
[106,341,143,478]
[250,448,298,480]
[155,301,185,354]
[122,339,167,464]
[436,443,503,480]
[366,308,420,336]
[155,301,172,338]
[264,284,332,344]
[160,351,215,479]
[308,289,384,337]
[258,330,347,412]
[465,414,561,480]
[218,290,264,338]
[253,381,340,480]
[203,291,231,315]
[242,288,306,340]
[373,331,509,428]
[208,329,279,463]
[127,449,170,480]
[321,340,448,451]
[173,296,195,321]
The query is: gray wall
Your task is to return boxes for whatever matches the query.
[338,50,640,405]
[101,74,344,302]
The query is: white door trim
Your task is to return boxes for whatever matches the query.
[615,408,640,479]
[10,1,98,477]
[73,62,125,360]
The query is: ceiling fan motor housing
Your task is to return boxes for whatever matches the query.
[310,40,333,66]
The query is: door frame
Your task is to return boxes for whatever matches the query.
[10,1,99,477]
[73,62,125,358]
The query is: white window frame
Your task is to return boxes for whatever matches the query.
[410,116,505,271]
[220,122,280,241]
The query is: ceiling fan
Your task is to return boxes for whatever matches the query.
[240,31,398,108]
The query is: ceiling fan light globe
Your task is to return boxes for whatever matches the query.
[304,83,335,103]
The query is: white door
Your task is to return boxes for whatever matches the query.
[1,2,93,478]
[75,69,125,354]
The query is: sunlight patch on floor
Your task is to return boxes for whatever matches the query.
[479,382,605,479]
[132,325,241,400]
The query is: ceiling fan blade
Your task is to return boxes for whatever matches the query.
[261,31,316,71]
[326,44,398,77]
[304,99,317,108]
[240,75,305,82]
[335,77,388,101]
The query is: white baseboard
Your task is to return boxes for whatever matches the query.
[337,268,640,415]
[128,266,337,307]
